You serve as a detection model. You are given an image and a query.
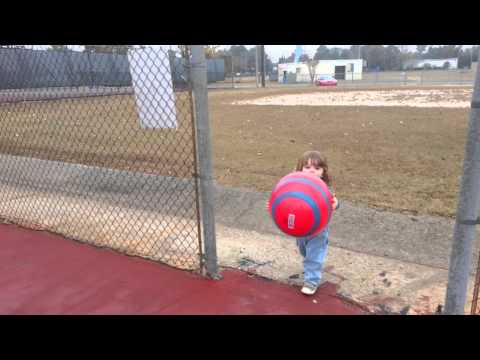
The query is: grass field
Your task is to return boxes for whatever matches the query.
[0,85,473,218]
[0,92,197,178]
[209,86,470,218]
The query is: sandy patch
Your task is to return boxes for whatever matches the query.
[233,88,473,108]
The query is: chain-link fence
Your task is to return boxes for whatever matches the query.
[206,53,275,89]
[280,70,476,87]
[209,68,476,89]
[0,45,207,272]
[355,69,474,86]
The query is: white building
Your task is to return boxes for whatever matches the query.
[403,58,459,70]
[278,59,363,83]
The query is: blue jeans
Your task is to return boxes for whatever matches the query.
[296,227,329,286]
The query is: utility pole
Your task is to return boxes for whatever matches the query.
[255,45,260,88]
[260,45,265,88]
[444,53,480,314]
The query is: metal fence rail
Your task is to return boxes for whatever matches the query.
[0,45,206,272]
[472,251,480,314]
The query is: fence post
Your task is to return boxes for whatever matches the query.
[260,45,265,88]
[231,55,234,89]
[86,51,94,87]
[190,45,221,279]
[444,57,480,314]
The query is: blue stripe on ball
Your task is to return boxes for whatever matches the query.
[277,177,332,221]
[271,191,321,237]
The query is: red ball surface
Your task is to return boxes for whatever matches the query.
[268,172,333,237]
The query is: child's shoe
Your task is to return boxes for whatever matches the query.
[301,282,318,295]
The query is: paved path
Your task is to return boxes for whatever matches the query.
[0,224,365,315]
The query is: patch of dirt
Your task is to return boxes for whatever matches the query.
[233,88,473,108]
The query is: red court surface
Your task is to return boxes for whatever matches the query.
[0,224,367,315]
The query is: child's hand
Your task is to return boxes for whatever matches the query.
[266,199,270,212]
[332,194,339,211]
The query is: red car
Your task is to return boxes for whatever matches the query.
[315,75,338,86]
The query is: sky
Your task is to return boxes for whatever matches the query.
[220,45,474,62]
[27,45,474,63]
[219,45,349,62]
[31,44,332,59]
[221,45,424,62]
[29,44,330,60]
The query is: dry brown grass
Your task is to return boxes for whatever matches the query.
[0,85,471,218]
[209,86,470,218]
[0,92,197,178]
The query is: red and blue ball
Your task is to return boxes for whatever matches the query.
[268,172,333,237]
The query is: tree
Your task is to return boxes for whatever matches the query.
[351,45,407,71]
[397,45,415,68]
[384,45,402,70]
[298,54,310,62]
[229,45,249,57]
[300,54,318,84]
[1,45,26,49]
[472,46,479,62]
[285,52,295,63]
[312,45,351,60]
[350,45,362,59]
[424,45,461,59]
[224,46,250,73]
[458,48,473,69]
[247,47,257,72]
[362,45,386,70]
[416,45,428,57]
[306,59,319,84]
[177,45,190,59]
[205,45,221,59]
[83,45,134,55]
[50,45,69,51]
[264,53,274,74]
[314,45,330,60]
[329,47,350,59]
[340,49,352,59]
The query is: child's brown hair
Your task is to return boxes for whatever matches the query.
[296,150,331,186]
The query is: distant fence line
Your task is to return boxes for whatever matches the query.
[208,69,476,89]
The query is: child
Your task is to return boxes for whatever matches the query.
[268,151,339,295]
[295,150,339,295]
